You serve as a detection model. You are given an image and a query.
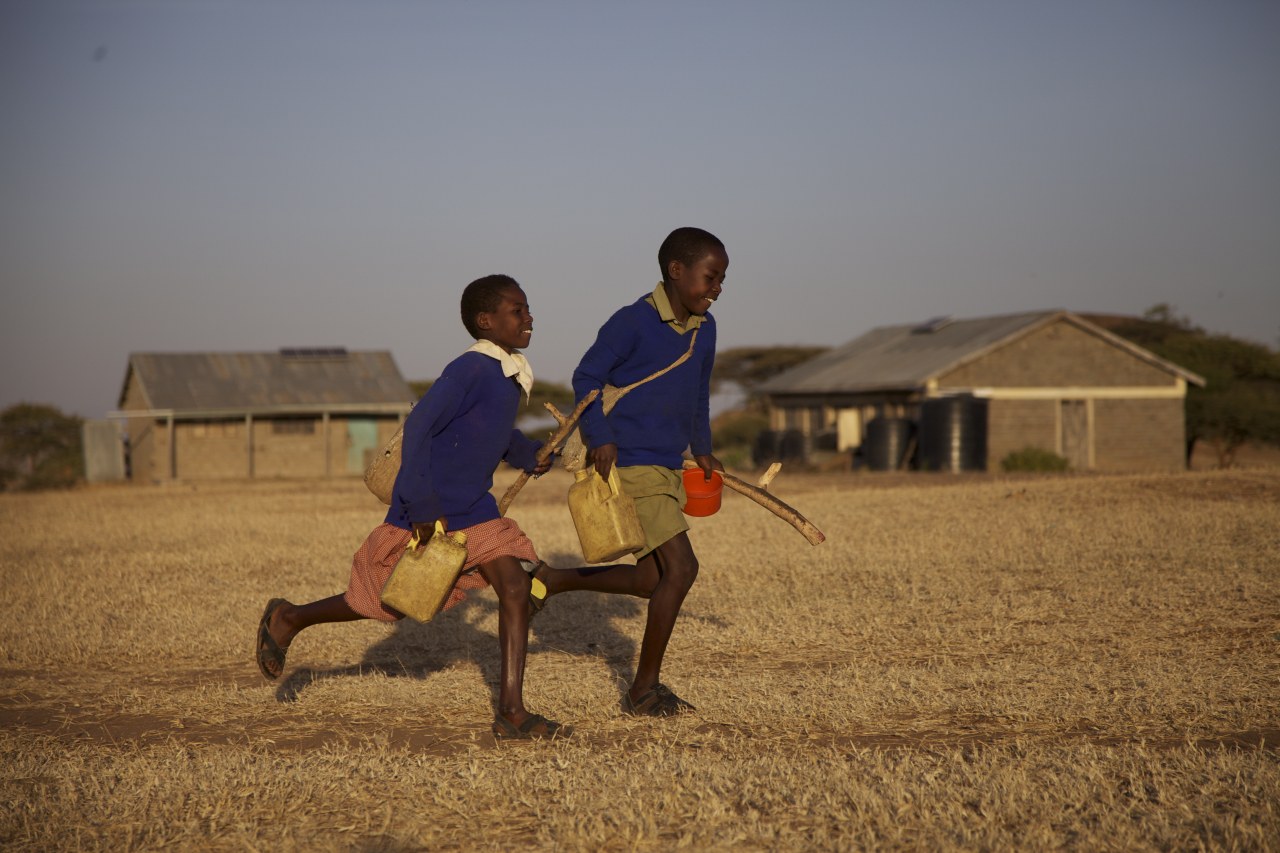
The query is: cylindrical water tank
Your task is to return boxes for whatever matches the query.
[918,395,988,472]
[862,417,914,471]
[752,430,781,467]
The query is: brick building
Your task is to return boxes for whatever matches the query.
[111,348,413,483]
[757,310,1205,472]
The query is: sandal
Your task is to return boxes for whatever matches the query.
[492,713,571,740]
[622,683,695,717]
[255,598,289,681]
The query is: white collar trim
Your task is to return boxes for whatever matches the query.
[467,340,533,401]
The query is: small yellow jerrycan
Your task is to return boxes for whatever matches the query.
[381,520,468,622]
[568,466,645,563]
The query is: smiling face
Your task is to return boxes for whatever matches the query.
[475,285,533,353]
[665,246,728,322]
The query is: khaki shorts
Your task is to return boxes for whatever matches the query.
[615,465,688,559]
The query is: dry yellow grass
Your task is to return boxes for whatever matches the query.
[2,466,1278,850]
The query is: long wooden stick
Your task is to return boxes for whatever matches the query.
[497,389,599,516]
[682,460,826,546]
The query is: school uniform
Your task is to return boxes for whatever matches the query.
[572,284,716,556]
[345,345,543,621]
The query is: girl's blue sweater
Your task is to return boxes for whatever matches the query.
[386,351,542,531]
[572,295,716,468]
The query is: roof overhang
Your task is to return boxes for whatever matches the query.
[107,402,412,420]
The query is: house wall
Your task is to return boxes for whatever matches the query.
[119,375,157,483]
[985,399,1058,468]
[176,420,248,479]
[124,415,402,482]
[1093,397,1186,471]
[940,320,1177,389]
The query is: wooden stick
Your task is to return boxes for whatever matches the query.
[497,389,599,516]
[757,462,782,490]
[682,460,826,546]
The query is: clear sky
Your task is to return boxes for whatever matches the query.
[3,0,1278,419]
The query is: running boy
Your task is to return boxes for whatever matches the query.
[536,226,726,716]
[255,274,567,740]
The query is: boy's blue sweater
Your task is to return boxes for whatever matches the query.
[572,295,716,468]
[386,351,542,531]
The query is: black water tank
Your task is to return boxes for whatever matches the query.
[779,429,807,462]
[752,430,781,467]
[753,429,808,466]
[918,395,988,472]
[863,417,914,471]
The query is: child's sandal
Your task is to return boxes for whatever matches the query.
[622,683,695,717]
[492,713,570,740]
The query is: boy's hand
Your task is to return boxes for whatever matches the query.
[693,453,724,480]
[590,443,618,480]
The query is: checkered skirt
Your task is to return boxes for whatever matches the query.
[343,518,538,622]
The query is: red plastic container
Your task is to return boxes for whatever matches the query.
[681,468,724,517]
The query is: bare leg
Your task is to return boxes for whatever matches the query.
[268,594,362,651]
[630,533,698,702]
[256,593,364,680]
[475,556,536,727]
[534,560,659,598]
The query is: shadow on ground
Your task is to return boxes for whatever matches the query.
[274,549,646,710]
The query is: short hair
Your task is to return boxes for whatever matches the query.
[658,227,725,281]
[460,274,520,339]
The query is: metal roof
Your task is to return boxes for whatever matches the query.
[758,310,1205,395]
[118,349,414,412]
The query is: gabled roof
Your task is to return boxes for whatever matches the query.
[118,349,413,412]
[758,310,1205,395]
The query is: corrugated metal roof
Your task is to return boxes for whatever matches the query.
[759,311,1059,394]
[120,350,413,411]
[758,309,1205,395]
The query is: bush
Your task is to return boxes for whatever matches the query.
[1000,446,1070,472]
[0,403,84,491]
[712,411,768,449]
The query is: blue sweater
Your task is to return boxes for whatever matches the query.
[385,351,542,531]
[572,295,716,468]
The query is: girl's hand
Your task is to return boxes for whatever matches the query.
[692,453,723,480]
[413,518,444,542]
[590,443,618,480]
[532,454,554,477]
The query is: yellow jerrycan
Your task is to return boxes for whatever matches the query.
[568,466,646,563]
[381,520,468,622]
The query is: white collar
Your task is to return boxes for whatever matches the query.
[467,340,533,401]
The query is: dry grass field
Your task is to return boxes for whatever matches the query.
[2,465,1278,851]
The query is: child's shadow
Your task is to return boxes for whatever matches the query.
[275,550,644,706]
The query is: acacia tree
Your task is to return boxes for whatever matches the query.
[711,346,829,401]
[0,403,84,490]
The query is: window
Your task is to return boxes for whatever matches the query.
[271,418,316,436]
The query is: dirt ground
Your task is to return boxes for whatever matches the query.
[2,465,1278,850]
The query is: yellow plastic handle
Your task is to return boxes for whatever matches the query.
[604,466,622,501]
[408,519,448,551]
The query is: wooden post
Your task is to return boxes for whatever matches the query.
[322,412,331,478]
[246,414,254,479]
[167,415,175,480]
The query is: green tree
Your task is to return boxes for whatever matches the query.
[712,346,829,394]
[0,403,84,490]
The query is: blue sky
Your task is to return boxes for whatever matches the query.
[3,0,1278,418]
